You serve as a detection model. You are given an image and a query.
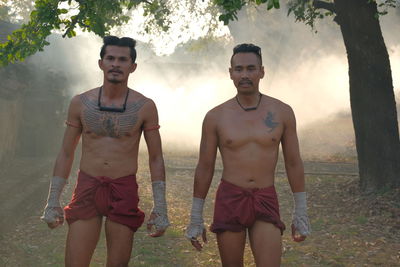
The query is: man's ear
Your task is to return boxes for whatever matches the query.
[260,66,265,79]
[98,59,103,70]
[130,63,137,73]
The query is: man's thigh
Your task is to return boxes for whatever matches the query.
[65,216,103,267]
[105,218,135,267]
[248,220,282,267]
[216,230,247,267]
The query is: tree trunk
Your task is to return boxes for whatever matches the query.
[334,0,400,192]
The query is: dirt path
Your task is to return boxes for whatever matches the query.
[0,152,398,266]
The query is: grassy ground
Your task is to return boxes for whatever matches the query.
[0,150,399,266]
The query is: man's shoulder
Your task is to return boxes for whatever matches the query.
[69,87,99,107]
[130,89,153,108]
[203,98,235,123]
[74,87,98,100]
[264,95,293,112]
[80,87,99,96]
[209,98,235,113]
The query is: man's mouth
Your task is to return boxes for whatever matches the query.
[109,70,123,74]
[239,81,252,86]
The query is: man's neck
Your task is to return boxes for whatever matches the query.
[102,81,129,99]
[236,91,261,105]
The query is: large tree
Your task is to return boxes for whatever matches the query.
[0,0,399,192]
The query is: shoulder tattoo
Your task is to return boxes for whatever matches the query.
[80,94,147,138]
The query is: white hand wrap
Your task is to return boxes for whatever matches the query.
[292,192,311,236]
[149,181,170,231]
[185,197,205,240]
[41,176,67,224]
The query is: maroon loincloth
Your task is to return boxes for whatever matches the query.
[210,179,285,234]
[64,170,145,232]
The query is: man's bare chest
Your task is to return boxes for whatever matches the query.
[218,111,283,148]
[80,94,147,138]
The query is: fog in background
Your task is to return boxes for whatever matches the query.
[26,7,400,158]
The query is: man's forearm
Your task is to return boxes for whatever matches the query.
[193,164,214,199]
[53,152,75,179]
[149,156,166,181]
[285,162,305,193]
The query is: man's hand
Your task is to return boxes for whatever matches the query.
[291,191,311,242]
[41,176,67,229]
[147,212,169,237]
[185,197,206,251]
[149,181,170,237]
[186,223,207,251]
[41,206,64,229]
[291,224,307,242]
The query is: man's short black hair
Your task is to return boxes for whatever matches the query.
[100,36,137,63]
[231,43,262,66]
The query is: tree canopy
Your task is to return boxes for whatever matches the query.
[1,0,398,66]
[0,0,173,66]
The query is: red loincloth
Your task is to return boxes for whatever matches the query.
[64,170,145,232]
[210,179,286,234]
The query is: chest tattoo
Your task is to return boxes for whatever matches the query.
[80,94,147,138]
[264,112,279,133]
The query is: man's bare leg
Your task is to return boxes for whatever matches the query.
[105,218,134,267]
[216,230,246,267]
[248,221,282,267]
[65,216,103,267]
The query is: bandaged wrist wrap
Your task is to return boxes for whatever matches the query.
[190,197,205,224]
[185,197,205,240]
[41,176,67,224]
[152,181,168,215]
[150,181,170,230]
[292,192,311,236]
[47,176,67,207]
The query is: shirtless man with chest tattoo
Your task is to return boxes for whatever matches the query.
[186,44,311,267]
[41,36,169,267]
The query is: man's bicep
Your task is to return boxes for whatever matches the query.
[142,99,160,130]
[60,96,82,154]
[281,107,301,163]
[65,95,83,129]
[198,113,218,164]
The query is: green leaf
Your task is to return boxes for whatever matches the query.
[267,0,274,10]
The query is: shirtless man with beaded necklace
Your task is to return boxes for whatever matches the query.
[185,43,311,266]
[41,36,169,267]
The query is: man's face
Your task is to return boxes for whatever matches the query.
[229,52,264,94]
[98,45,137,84]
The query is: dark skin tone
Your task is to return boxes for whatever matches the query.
[48,45,166,266]
[190,52,306,266]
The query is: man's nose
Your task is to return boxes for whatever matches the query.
[111,59,120,67]
[241,70,249,78]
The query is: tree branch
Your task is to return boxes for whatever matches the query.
[313,0,336,14]
[62,14,79,38]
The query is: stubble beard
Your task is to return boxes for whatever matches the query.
[106,72,124,84]
[237,84,258,96]
[108,78,122,84]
